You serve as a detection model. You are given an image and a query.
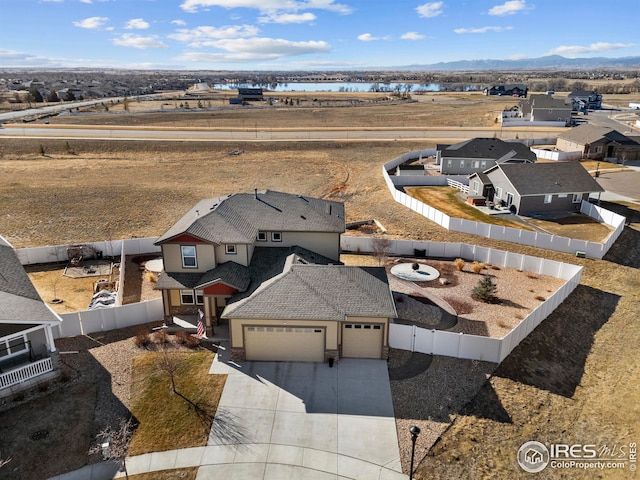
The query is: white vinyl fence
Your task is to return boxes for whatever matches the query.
[384,150,626,259]
[531,148,582,161]
[56,298,163,338]
[341,237,582,364]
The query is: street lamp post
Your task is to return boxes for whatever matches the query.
[409,425,421,480]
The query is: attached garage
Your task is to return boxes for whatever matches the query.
[244,325,325,362]
[342,322,384,359]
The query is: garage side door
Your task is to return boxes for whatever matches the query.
[244,326,325,362]
[342,323,383,359]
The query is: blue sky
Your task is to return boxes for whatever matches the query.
[0,0,638,70]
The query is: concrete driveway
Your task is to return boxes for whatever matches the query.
[205,346,406,479]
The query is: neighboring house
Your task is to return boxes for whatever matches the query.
[0,235,61,396]
[556,124,640,161]
[568,90,602,111]
[229,87,264,104]
[483,84,528,97]
[468,162,604,215]
[435,138,537,175]
[519,94,573,125]
[154,190,397,362]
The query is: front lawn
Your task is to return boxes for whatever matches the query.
[128,351,226,456]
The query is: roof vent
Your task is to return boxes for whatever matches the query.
[254,188,258,199]
[195,209,200,216]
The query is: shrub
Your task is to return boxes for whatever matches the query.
[490,265,501,271]
[472,275,498,303]
[153,330,169,345]
[144,271,157,283]
[471,261,485,274]
[526,273,538,279]
[454,258,465,271]
[535,295,546,301]
[134,330,151,348]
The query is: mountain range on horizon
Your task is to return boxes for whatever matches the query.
[392,55,640,71]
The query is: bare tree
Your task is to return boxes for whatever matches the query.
[157,345,180,394]
[89,418,135,480]
[371,236,392,266]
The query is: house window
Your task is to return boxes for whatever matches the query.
[460,160,465,168]
[473,161,480,169]
[180,290,194,304]
[572,194,582,203]
[447,160,452,168]
[257,231,267,242]
[472,181,480,195]
[195,290,204,305]
[481,161,487,168]
[544,194,553,204]
[271,232,282,242]
[595,146,603,154]
[181,246,197,268]
[495,187,502,199]
[225,244,237,255]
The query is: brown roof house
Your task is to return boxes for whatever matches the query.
[556,124,640,162]
[436,138,537,175]
[154,190,397,363]
[0,235,62,397]
[468,162,604,215]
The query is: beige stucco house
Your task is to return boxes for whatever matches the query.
[154,190,397,362]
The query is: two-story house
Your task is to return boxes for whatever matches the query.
[435,138,537,175]
[154,190,397,362]
[568,90,602,111]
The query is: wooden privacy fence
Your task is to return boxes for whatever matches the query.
[342,236,582,364]
[384,150,626,259]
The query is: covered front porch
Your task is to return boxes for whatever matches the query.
[0,323,59,396]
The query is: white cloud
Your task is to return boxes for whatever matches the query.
[171,19,187,26]
[258,12,316,23]
[401,32,425,40]
[169,25,259,44]
[112,34,168,49]
[175,37,330,62]
[416,2,443,18]
[180,0,352,14]
[547,42,635,57]
[454,26,513,34]
[73,16,109,29]
[125,18,150,30]
[488,0,527,16]
[357,33,378,42]
[0,48,61,66]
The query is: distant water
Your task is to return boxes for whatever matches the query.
[218,82,446,92]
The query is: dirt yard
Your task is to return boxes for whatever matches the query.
[1,97,639,479]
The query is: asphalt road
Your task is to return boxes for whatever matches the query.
[0,125,566,142]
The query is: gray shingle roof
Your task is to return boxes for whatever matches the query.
[439,138,537,162]
[494,162,604,195]
[222,264,397,321]
[155,261,251,291]
[156,190,345,245]
[0,235,62,324]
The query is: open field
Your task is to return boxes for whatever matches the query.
[37,91,505,128]
[1,98,639,479]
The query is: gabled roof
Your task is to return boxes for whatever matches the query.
[222,263,397,321]
[0,235,62,324]
[487,162,604,196]
[155,190,345,245]
[568,90,599,98]
[439,138,537,162]
[558,124,640,146]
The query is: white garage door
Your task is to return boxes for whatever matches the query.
[244,326,325,362]
[342,323,384,359]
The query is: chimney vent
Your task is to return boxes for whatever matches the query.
[254,188,258,199]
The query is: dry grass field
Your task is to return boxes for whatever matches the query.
[1,93,639,479]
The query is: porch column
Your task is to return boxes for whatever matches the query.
[204,297,213,336]
[45,325,57,352]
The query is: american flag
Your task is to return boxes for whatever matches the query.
[197,309,205,337]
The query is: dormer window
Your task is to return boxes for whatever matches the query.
[181,246,197,268]
[225,244,237,254]
[257,231,267,242]
[271,232,282,242]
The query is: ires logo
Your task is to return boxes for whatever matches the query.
[518,442,636,473]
